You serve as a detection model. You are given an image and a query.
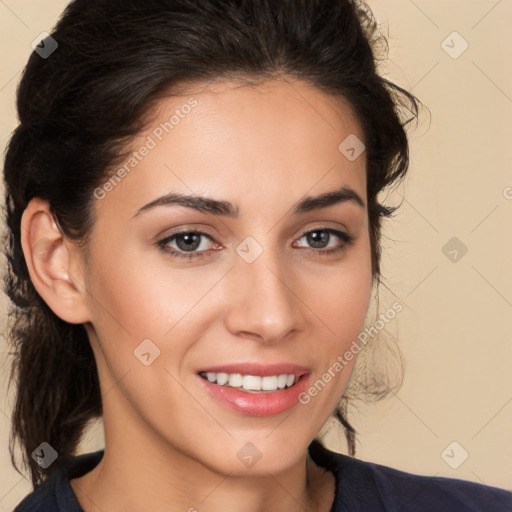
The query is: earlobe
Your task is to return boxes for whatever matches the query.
[20,197,91,324]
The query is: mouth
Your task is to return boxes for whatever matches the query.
[196,363,311,416]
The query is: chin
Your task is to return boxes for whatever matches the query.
[193,433,311,476]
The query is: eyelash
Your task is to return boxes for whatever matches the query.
[156,227,355,261]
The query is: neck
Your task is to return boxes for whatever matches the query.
[70,400,335,512]
[71,440,332,512]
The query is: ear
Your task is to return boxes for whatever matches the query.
[20,197,91,324]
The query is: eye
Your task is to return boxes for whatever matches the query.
[157,230,219,261]
[292,228,354,256]
[157,227,355,261]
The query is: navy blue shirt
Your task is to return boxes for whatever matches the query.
[14,440,512,511]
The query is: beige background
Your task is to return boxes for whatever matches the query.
[1,0,511,509]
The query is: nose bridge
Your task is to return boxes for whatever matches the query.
[225,235,300,343]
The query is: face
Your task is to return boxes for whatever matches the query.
[81,78,373,476]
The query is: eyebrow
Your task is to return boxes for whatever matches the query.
[132,185,365,219]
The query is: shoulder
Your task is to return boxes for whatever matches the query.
[12,479,55,512]
[308,440,512,512]
[13,450,104,512]
[339,454,512,512]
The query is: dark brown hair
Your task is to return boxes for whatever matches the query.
[2,0,420,486]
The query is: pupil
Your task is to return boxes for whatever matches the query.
[177,233,200,251]
[308,230,328,248]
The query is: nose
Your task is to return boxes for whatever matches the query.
[223,247,302,345]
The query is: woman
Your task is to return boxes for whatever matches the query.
[3,0,511,510]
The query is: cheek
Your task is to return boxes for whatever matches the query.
[84,242,228,389]
[86,245,198,341]
[308,243,373,337]
[90,267,162,338]
[309,241,373,380]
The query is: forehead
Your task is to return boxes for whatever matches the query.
[94,77,367,221]
[151,77,365,156]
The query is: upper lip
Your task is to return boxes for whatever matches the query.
[197,363,310,377]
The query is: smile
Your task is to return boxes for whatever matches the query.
[196,363,311,416]
[199,372,297,392]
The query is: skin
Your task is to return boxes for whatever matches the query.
[21,77,373,512]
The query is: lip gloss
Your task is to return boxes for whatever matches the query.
[197,373,310,416]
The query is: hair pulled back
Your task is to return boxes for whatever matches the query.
[3,0,420,486]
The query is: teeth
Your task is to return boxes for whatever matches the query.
[261,376,277,390]
[201,372,297,391]
[216,372,229,386]
[243,375,261,390]
[277,374,287,389]
[228,373,243,387]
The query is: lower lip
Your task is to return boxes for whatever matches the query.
[197,374,311,416]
